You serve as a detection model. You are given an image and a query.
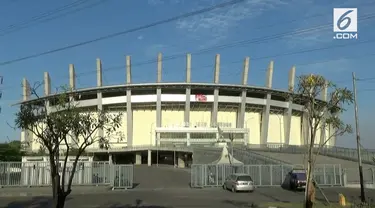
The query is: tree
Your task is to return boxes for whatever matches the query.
[0,141,23,161]
[15,85,122,208]
[293,74,353,208]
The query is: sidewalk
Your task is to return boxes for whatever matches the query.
[0,186,112,197]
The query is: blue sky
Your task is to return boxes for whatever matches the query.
[0,0,374,148]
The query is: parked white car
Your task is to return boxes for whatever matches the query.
[222,173,255,193]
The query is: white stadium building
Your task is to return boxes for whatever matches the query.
[19,54,336,167]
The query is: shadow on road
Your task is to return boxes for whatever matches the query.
[101,199,172,208]
[222,200,258,208]
[4,196,72,208]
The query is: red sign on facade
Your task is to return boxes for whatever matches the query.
[195,94,207,102]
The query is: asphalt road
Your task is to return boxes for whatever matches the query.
[1,187,374,208]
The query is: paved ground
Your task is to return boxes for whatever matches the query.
[0,187,374,208]
[133,165,190,189]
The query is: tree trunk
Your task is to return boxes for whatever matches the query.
[52,175,60,208]
[305,149,315,208]
[56,191,67,208]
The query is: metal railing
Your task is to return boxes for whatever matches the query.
[247,143,375,164]
[0,162,134,189]
[343,167,375,185]
[190,164,342,188]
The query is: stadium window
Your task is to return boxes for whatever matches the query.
[271,94,286,101]
[219,89,241,96]
[191,88,214,95]
[217,122,232,128]
[77,93,97,100]
[194,122,207,127]
[162,88,186,94]
[131,89,156,95]
[102,91,126,98]
[190,133,216,139]
[246,91,265,99]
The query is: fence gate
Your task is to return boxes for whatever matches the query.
[111,165,134,189]
[190,165,204,188]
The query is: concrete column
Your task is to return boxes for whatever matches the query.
[97,59,104,139]
[186,132,190,146]
[284,66,295,145]
[44,72,51,115]
[69,64,76,90]
[135,152,142,165]
[319,81,328,145]
[147,150,152,166]
[126,56,133,146]
[260,61,273,145]
[44,72,51,96]
[265,61,273,88]
[184,54,191,126]
[126,56,132,84]
[212,54,220,127]
[301,112,310,145]
[22,78,30,101]
[109,154,113,164]
[177,153,186,168]
[156,53,162,128]
[21,78,31,151]
[238,57,249,128]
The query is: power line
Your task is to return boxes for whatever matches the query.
[74,14,375,76]
[0,0,89,33]
[152,1,375,52]
[0,0,110,36]
[0,0,246,67]
[357,77,375,82]
[2,1,374,68]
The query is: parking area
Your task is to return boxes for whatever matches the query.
[0,187,374,208]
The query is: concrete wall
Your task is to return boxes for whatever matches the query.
[268,114,285,144]
[289,116,302,145]
[162,109,184,127]
[105,111,127,149]
[133,109,156,146]
[244,111,261,145]
[190,109,211,127]
[217,110,237,128]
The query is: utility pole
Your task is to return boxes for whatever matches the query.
[0,76,3,114]
[352,72,366,203]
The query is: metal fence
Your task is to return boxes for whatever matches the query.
[190,164,342,188]
[0,162,134,189]
[344,167,375,185]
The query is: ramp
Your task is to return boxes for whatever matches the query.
[252,151,373,169]
[133,165,190,189]
[192,147,222,164]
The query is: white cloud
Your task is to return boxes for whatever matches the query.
[176,0,291,47]
[297,58,353,81]
[137,35,144,40]
[286,0,375,48]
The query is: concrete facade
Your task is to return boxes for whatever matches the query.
[19,54,336,155]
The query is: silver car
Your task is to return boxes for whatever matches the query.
[222,173,255,193]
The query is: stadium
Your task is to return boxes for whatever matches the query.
[19,53,337,167]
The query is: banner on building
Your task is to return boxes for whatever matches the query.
[195,94,207,102]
